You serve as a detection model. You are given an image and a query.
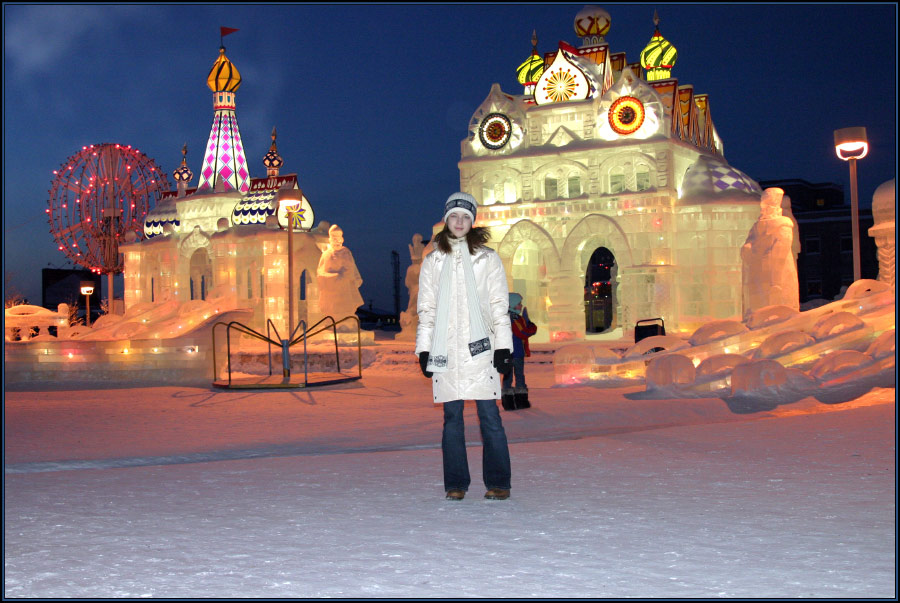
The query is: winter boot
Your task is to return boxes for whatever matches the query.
[514,390,531,410]
[501,390,516,411]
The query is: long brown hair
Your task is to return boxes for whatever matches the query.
[433,224,491,255]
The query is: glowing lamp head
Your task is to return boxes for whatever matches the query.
[80,282,95,296]
[834,127,868,160]
[278,188,302,212]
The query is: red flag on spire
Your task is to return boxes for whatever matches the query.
[221,27,239,37]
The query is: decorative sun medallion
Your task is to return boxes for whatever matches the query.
[479,113,512,149]
[608,96,646,135]
[544,68,579,103]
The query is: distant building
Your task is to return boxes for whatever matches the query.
[356,303,400,331]
[758,179,877,302]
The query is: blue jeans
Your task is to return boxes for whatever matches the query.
[502,357,527,392]
[442,399,511,492]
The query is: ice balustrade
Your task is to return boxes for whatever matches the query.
[4,304,70,341]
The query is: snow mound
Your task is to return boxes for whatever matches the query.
[866,329,895,359]
[731,359,788,394]
[811,312,865,339]
[695,353,751,378]
[623,335,689,358]
[810,350,871,380]
[843,279,891,299]
[745,304,799,329]
[645,354,695,389]
[689,320,748,345]
[756,330,815,358]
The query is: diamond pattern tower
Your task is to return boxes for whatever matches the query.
[198,44,250,193]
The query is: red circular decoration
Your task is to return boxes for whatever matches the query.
[609,96,646,135]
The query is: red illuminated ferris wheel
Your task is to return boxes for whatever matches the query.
[47,143,170,275]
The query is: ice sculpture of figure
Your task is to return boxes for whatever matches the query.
[397,233,427,340]
[316,224,363,321]
[868,179,895,287]
[741,188,799,319]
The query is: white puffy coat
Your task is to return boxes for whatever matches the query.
[416,240,513,403]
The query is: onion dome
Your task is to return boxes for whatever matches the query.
[172,143,193,184]
[574,5,611,45]
[263,127,284,176]
[640,11,677,81]
[516,30,544,94]
[207,46,241,92]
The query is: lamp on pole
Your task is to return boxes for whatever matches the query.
[278,188,303,377]
[834,127,868,282]
[80,282,95,327]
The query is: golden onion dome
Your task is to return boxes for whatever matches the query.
[517,53,545,85]
[640,14,677,81]
[207,47,241,92]
[517,31,544,86]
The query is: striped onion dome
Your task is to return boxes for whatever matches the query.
[207,47,241,92]
[517,30,545,86]
[640,13,677,81]
[517,52,545,86]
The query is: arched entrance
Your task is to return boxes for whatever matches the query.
[584,246,617,333]
[189,248,212,301]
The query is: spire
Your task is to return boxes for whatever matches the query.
[263,127,284,177]
[640,10,678,82]
[516,30,544,99]
[198,40,250,193]
[172,143,194,197]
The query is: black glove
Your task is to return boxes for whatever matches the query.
[493,349,512,375]
[418,352,433,378]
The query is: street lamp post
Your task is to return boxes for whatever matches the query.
[278,188,303,377]
[834,127,869,282]
[80,282,95,327]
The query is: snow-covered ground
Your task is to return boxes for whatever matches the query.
[4,350,895,598]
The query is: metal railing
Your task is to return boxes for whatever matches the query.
[212,315,362,387]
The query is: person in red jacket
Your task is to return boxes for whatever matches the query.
[502,292,537,410]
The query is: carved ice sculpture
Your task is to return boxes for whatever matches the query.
[316,224,363,322]
[396,233,427,341]
[868,179,895,287]
[740,188,799,319]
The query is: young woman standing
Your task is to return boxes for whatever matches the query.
[416,192,514,501]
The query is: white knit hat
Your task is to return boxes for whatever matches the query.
[443,192,477,222]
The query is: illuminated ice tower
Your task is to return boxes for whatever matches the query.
[454,6,763,341]
[197,41,250,193]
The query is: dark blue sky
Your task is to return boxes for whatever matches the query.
[4,4,896,310]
